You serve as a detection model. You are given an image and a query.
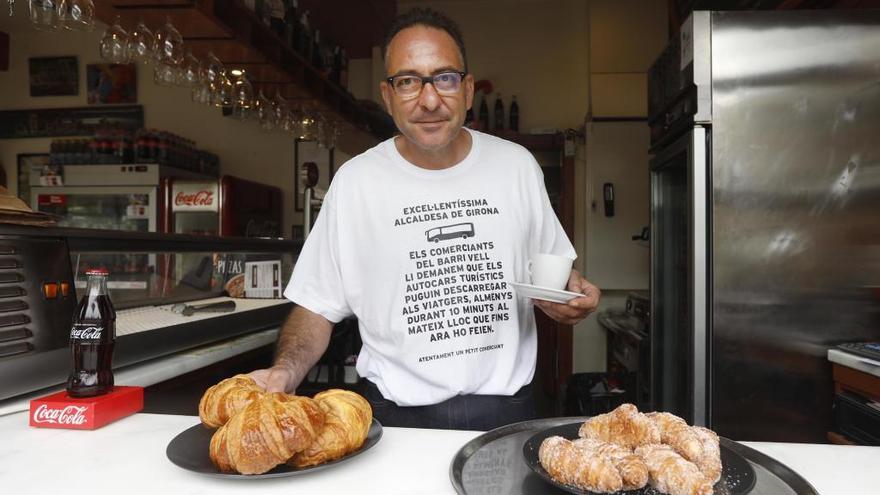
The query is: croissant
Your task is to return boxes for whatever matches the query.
[198,374,265,428]
[572,438,649,491]
[578,403,661,449]
[209,393,325,475]
[635,444,713,495]
[539,436,623,493]
[692,426,722,483]
[647,412,703,463]
[288,389,373,468]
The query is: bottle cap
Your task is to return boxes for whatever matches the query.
[85,268,110,276]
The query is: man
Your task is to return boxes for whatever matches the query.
[250,8,600,430]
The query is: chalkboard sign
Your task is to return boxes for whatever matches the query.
[29,56,78,97]
[0,105,144,139]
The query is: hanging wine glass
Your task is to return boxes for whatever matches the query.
[327,122,339,150]
[98,15,130,64]
[177,50,201,87]
[316,113,329,148]
[289,105,304,136]
[212,68,233,107]
[8,0,15,17]
[272,90,290,133]
[299,106,317,141]
[190,65,211,105]
[230,69,253,119]
[57,0,93,31]
[127,19,154,64]
[29,0,58,31]
[255,90,274,131]
[204,52,224,105]
[153,16,184,86]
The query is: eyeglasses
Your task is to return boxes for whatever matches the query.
[386,71,467,99]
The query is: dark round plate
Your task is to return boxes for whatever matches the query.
[522,422,756,495]
[165,418,383,478]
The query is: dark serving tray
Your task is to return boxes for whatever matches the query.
[449,417,819,495]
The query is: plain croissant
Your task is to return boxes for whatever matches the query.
[209,393,325,475]
[578,403,661,449]
[288,389,373,468]
[572,438,649,491]
[539,436,623,493]
[198,374,265,428]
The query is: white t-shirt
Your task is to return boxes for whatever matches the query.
[284,128,575,406]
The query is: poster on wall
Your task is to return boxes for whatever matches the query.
[0,105,143,139]
[87,64,137,104]
[28,57,78,97]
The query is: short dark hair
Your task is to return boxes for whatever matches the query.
[382,7,468,72]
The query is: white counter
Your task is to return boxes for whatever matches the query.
[0,328,279,416]
[1,411,877,494]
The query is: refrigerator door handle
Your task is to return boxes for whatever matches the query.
[690,127,709,427]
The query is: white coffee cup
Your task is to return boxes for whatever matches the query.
[528,253,573,289]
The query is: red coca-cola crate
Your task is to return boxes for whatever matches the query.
[29,386,144,430]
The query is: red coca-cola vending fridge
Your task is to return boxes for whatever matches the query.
[159,175,283,238]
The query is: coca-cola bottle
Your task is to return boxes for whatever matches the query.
[67,268,116,398]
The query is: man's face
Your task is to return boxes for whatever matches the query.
[380,25,474,153]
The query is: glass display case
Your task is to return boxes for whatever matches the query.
[0,226,300,401]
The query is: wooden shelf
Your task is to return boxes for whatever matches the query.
[94,0,396,141]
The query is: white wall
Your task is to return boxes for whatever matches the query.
[0,13,373,237]
[574,0,666,373]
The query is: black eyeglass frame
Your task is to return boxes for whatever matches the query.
[385,71,468,95]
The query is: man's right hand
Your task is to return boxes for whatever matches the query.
[248,365,298,394]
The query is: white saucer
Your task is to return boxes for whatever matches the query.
[509,282,583,304]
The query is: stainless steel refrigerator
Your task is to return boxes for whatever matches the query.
[647,10,880,442]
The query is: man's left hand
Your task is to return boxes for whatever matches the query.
[533,269,600,325]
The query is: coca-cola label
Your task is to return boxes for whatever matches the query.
[70,323,103,341]
[175,190,214,206]
[32,404,88,426]
[171,182,219,212]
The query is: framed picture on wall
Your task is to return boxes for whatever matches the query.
[87,63,137,104]
[16,153,51,206]
[28,56,78,97]
[294,140,335,212]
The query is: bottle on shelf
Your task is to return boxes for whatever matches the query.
[257,0,272,28]
[509,95,519,133]
[339,48,349,89]
[285,0,300,48]
[478,94,490,131]
[311,29,324,71]
[267,0,286,37]
[331,45,342,85]
[494,93,504,132]
[297,10,313,61]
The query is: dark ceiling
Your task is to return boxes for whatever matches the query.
[299,0,396,59]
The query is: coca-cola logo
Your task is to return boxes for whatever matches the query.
[70,325,103,340]
[175,191,214,206]
[33,404,88,425]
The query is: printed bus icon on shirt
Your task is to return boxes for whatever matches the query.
[425,222,475,243]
